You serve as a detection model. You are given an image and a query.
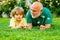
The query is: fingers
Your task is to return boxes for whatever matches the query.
[40,25,45,30]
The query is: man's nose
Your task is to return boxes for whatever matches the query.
[32,12,36,15]
[31,11,34,14]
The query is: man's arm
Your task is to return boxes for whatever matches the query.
[40,24,51,30]
[40,7,52,30]
[26,9,32,29]
[27,23,32,29]
[45,24,51,28]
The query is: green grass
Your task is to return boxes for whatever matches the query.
[0,18,60,40]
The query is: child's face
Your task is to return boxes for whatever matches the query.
[14,12,23,21]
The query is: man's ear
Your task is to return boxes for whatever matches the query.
[40,10,42,12]
[39,10,42,14]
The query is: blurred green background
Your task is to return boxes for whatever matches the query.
[0,0,60,18]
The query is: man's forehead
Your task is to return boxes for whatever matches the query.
[30,5,40,11]
[31,5,42,10]
[30,2,43,10]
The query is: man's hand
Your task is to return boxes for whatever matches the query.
[45,24,51,28]
[40,25,46,30]
[40,24,51,30]
[26,23,32,29]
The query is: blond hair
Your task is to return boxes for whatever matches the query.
[10,7,24,17]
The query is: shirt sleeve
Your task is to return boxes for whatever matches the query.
[26,9,32,23]
[44,8,52,24]
[9,18,15,27]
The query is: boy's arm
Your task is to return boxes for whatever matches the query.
[9,18,17,29]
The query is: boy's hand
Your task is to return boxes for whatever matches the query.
[23,24,27,28]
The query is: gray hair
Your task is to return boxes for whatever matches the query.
[30,2,43,10]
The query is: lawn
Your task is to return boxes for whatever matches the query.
[0,18,60,40]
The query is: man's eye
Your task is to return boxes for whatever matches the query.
[16,14,18,15]
[31,9,36,12]
[32,10,36,12]
[33,10,36,12]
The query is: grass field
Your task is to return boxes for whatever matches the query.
[0,18,60,40]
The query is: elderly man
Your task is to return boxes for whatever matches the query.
[26,2,52,30]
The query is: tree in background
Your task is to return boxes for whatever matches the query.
[0,0,60,17]
[0,0,17,17]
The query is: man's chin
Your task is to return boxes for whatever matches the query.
[32,16,38,18]
[32,14,41,18]
[31,14,41,18]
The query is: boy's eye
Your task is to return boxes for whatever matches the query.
[20,15,22,16]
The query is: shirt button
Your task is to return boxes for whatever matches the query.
[42,16,45,18]
[47,18,50,20]
[37,21,40,24]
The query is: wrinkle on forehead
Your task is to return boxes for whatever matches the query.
[30,2,43,10]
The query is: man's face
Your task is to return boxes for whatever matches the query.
[30,6,42,18]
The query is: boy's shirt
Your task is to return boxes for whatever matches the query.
[9,17,27,27]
